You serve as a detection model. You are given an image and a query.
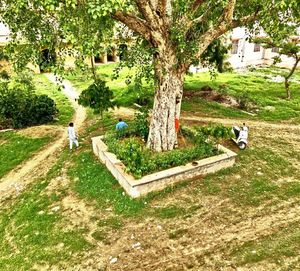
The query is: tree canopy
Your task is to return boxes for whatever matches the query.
[1,0,298,72]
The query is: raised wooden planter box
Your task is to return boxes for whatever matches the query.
[92,136,237,198]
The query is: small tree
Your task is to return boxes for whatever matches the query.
[78,79,115,118]
[279,43,300,100]
[256,38,299,99]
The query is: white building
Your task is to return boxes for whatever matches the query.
[228,27,299,69]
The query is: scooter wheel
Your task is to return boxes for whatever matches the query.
[238,142,247,150]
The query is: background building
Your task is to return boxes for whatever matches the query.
[228,27,300,69]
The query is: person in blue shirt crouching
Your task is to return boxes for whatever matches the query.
[116,118,128,130]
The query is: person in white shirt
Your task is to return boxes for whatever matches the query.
[68,122,79,150]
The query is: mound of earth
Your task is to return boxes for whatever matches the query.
[183,85,257,111]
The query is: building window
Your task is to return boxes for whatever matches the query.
[231,40,239,54]
[254,43,260,52]
[271,47,279,53]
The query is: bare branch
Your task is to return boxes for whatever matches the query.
[221,0,236,25]
[286,57,300,80]
[156,0,167,16]
[184,4,213,31]
[182,0,235,36]
[148,0,166,15]
[162,0,168,14]
[113,11,151,41]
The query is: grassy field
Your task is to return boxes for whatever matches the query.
[34,75,74,126]
[0,131,50,179]
[66,64,300,123]
[1,111,300,270]
[183,67,300,122]
[0,151,91,271]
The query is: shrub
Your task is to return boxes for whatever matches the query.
[104,136,148,178]
[182,124,232,145]
[0,70,10,80]
[0,76,58,128]
[134,89,152,106]
[118,138,147,178]
[223,61,234,72]
[30,95,58,124]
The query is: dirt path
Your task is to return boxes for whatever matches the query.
[181,113,300,131]
[0,74,86,202]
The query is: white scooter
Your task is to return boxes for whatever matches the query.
[232,124,248,150]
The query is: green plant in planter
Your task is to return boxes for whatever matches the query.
[118,138,147,179]
[103,133,119,154]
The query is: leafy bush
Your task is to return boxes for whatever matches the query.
[133,88,153,106]
[118,138,146,178]
[182,124,231,145]
[30,95,58,124]
[0,116,12,129]
[222,61,234,72]
[0,70,10,80]
[0,75,58,128]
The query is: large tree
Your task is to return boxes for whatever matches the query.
[0,0,298,151]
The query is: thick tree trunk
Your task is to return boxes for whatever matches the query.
[147,70,184,152]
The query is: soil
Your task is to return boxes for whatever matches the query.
[17,125,63,138]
